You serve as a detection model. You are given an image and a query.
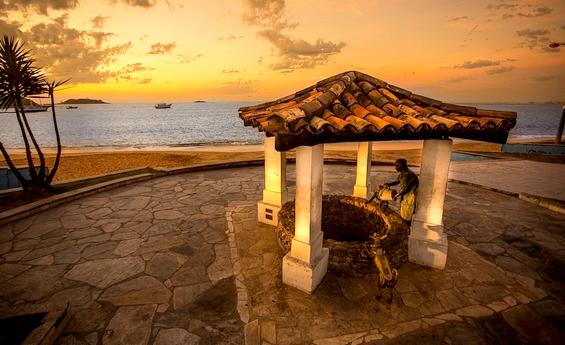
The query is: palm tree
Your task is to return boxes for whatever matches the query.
[0,35,67,192]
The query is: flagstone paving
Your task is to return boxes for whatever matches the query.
[0,164,563,345]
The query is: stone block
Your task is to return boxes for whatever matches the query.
[408,225,448,269]
[257,202,281,226]
[353,184,370,199]
[282,248,329,294]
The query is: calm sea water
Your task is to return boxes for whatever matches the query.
[0,102,562,148]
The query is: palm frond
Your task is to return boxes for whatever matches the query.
[0,35,47,110]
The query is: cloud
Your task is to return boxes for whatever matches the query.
[532,74,555,82]
[488,2,553,20]
[240,1,346,72]
[516,28,551,49]
[448,16,468,23]
[121,62,153,73]
[217,35,242,40]
[88,32,115,47]
[178,54,202,63]
[0,17,21,37]
[542,46,560,53]
[91,15,109,29]
[222,69,240,73]
[517,6,552,18]
[468,25,479,35]
[111,0,159,7]
[148,42,176,54]
[452,59,502,69]
[258,30,345,56]
[257,29,345,71]
[137,78,152,84]
[516,28,550,38]
[486,66,515,75]
[0,0,78,15]
[241,0,287,28]
[486,2,519,10]
[444,76,472,84]
[5,15,134,83]
[221,79,257,94]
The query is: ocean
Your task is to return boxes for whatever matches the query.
[0,102,562,149]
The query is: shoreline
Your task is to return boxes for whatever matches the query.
[1,136,560,183]
[1,136,556,154]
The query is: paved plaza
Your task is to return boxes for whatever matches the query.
[0,162,564,344]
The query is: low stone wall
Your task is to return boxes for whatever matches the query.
[276,195,409,276]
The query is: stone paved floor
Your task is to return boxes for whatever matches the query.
[0,164,564,345]
[449,160,565,201]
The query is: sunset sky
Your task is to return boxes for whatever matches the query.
[1,0,564,103]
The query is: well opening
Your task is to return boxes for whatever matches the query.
[276,194,410,276]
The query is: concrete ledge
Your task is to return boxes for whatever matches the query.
[518,193,565,215]
[448,179,519,197]
[53,166,150,185]
[0,166,151,198]
[502,144,565,155]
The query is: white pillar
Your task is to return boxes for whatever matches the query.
[282,144,329,293]
[409,139,452,269]
[353,141,372,198]
[257,136,287,226]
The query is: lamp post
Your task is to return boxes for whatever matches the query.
[548,43,565,144]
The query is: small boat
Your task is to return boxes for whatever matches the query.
[155,103,172,109]
[23,105,49,113]
[66,106,78,109]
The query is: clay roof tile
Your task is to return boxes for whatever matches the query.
[238,71,517,150]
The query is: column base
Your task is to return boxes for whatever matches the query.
[353,184,371,199]
[408,220,448,269]
[257,201,281,226]
[282,248,329,294]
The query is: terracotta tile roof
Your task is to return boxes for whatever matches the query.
[238,71,517,151]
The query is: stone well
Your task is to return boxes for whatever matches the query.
[276,195,410,276]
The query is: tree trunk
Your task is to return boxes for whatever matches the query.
[17,98,47,183]
[13,104,37,181]
[0,142,29,190]
[46,90,62,185]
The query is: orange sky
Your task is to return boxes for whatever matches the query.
[1,0,564,103]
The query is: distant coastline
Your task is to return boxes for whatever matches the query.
[60,98,108,104]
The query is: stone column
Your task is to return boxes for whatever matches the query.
[282,144,329,293]
[409,139,452,269]
[257,136,287,226]
[353,141,372,199]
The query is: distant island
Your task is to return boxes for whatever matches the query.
[193,100,206,103]
[60,98,108,104]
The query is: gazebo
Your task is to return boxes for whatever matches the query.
[238,71,517,293]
